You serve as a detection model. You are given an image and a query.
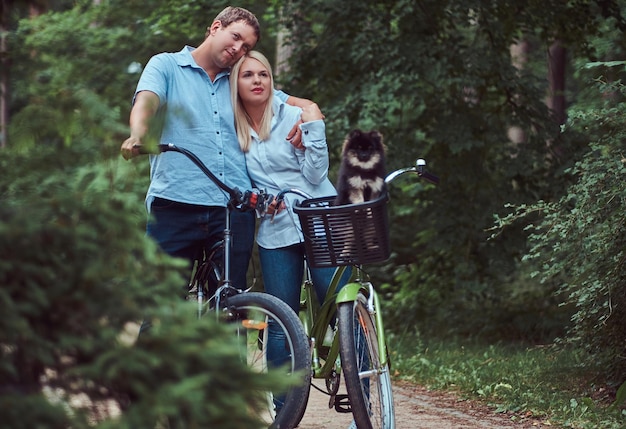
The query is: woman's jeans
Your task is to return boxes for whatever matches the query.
[259,243,352,411]
[259,243,350,314]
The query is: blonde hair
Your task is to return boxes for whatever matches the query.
[230,51,274,152]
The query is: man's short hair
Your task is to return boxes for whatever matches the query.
[206,6,260,42]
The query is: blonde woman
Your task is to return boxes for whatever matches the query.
[231,50,353,423]
[231,50,345,315]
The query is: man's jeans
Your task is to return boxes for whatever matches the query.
[147,197,255,291]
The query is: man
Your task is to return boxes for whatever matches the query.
[120,6,302,290]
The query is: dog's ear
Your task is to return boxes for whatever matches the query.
[348,129,363,140]
[369,130,386,153]
[341,131,353,154]
[368,130,382,142]
[342,129,363,154]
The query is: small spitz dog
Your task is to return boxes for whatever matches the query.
[334,129,386,206]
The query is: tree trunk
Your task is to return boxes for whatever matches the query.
[547,40,567,126]
[275,28,292,80]
[546,40,567,160]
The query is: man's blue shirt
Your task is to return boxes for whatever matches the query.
[135,46,251,209]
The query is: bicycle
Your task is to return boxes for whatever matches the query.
[145,143,312,429]
[274,158,439,429]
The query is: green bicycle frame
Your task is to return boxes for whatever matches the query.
[301,265,391,378]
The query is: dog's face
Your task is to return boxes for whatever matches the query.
[342,130,385,169]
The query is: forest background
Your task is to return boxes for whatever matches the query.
[1,0,625,427]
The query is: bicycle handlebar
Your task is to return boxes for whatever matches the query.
[136,143,275,214]
[384,158,439,185]
[272,158,439,220]
[137,143,438,217]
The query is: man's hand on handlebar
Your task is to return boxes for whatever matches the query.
[120,137,143,160]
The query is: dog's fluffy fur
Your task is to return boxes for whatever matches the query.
[334,129,386,206]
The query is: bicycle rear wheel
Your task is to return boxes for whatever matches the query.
[337,292,395,429]
[224,292,311,429]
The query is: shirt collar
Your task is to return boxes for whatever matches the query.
[251,94,284,140]
[177,46,230,79]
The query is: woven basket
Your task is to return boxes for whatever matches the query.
[293,193,390,268]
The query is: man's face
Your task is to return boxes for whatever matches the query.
[211,20,258,69]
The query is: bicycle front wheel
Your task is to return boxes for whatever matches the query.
[337,292,395,429]
[224,292,311,429]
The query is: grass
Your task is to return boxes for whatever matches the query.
[389,334,626,428]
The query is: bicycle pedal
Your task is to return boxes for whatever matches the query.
[333,394,352,413]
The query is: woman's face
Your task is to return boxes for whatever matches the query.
[237,57,271,106]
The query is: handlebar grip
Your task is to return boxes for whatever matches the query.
[132,143,170,154]
[419,170,440,185]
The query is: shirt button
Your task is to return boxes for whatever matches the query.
[304,130,309,135]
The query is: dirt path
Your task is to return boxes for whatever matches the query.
[298,380,550,428]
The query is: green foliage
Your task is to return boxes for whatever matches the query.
[505,77,626,379]
[614,381,626,408]
[92,302,284,429]
[275,0,626,348]
[392,336,626,428]
[274,0,571,339]
[8,4,142,149]
[0,136,285,426]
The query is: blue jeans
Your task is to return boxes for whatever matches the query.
[260,243,352,412]
[259,243,351,314]
[147,198,255,291]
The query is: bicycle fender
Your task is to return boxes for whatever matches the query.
[334,282,364,304]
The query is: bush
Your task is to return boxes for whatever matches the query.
[0,142,284,428]
[492,71,626,383]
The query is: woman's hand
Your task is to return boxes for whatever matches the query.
[266,197,286,222]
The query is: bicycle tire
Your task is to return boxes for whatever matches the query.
[225,292,311,429]
[337,292,395,429]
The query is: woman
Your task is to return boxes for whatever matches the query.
[231,50,347,314]
[232,51,355,426]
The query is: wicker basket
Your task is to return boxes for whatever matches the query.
[293,192,390,268]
